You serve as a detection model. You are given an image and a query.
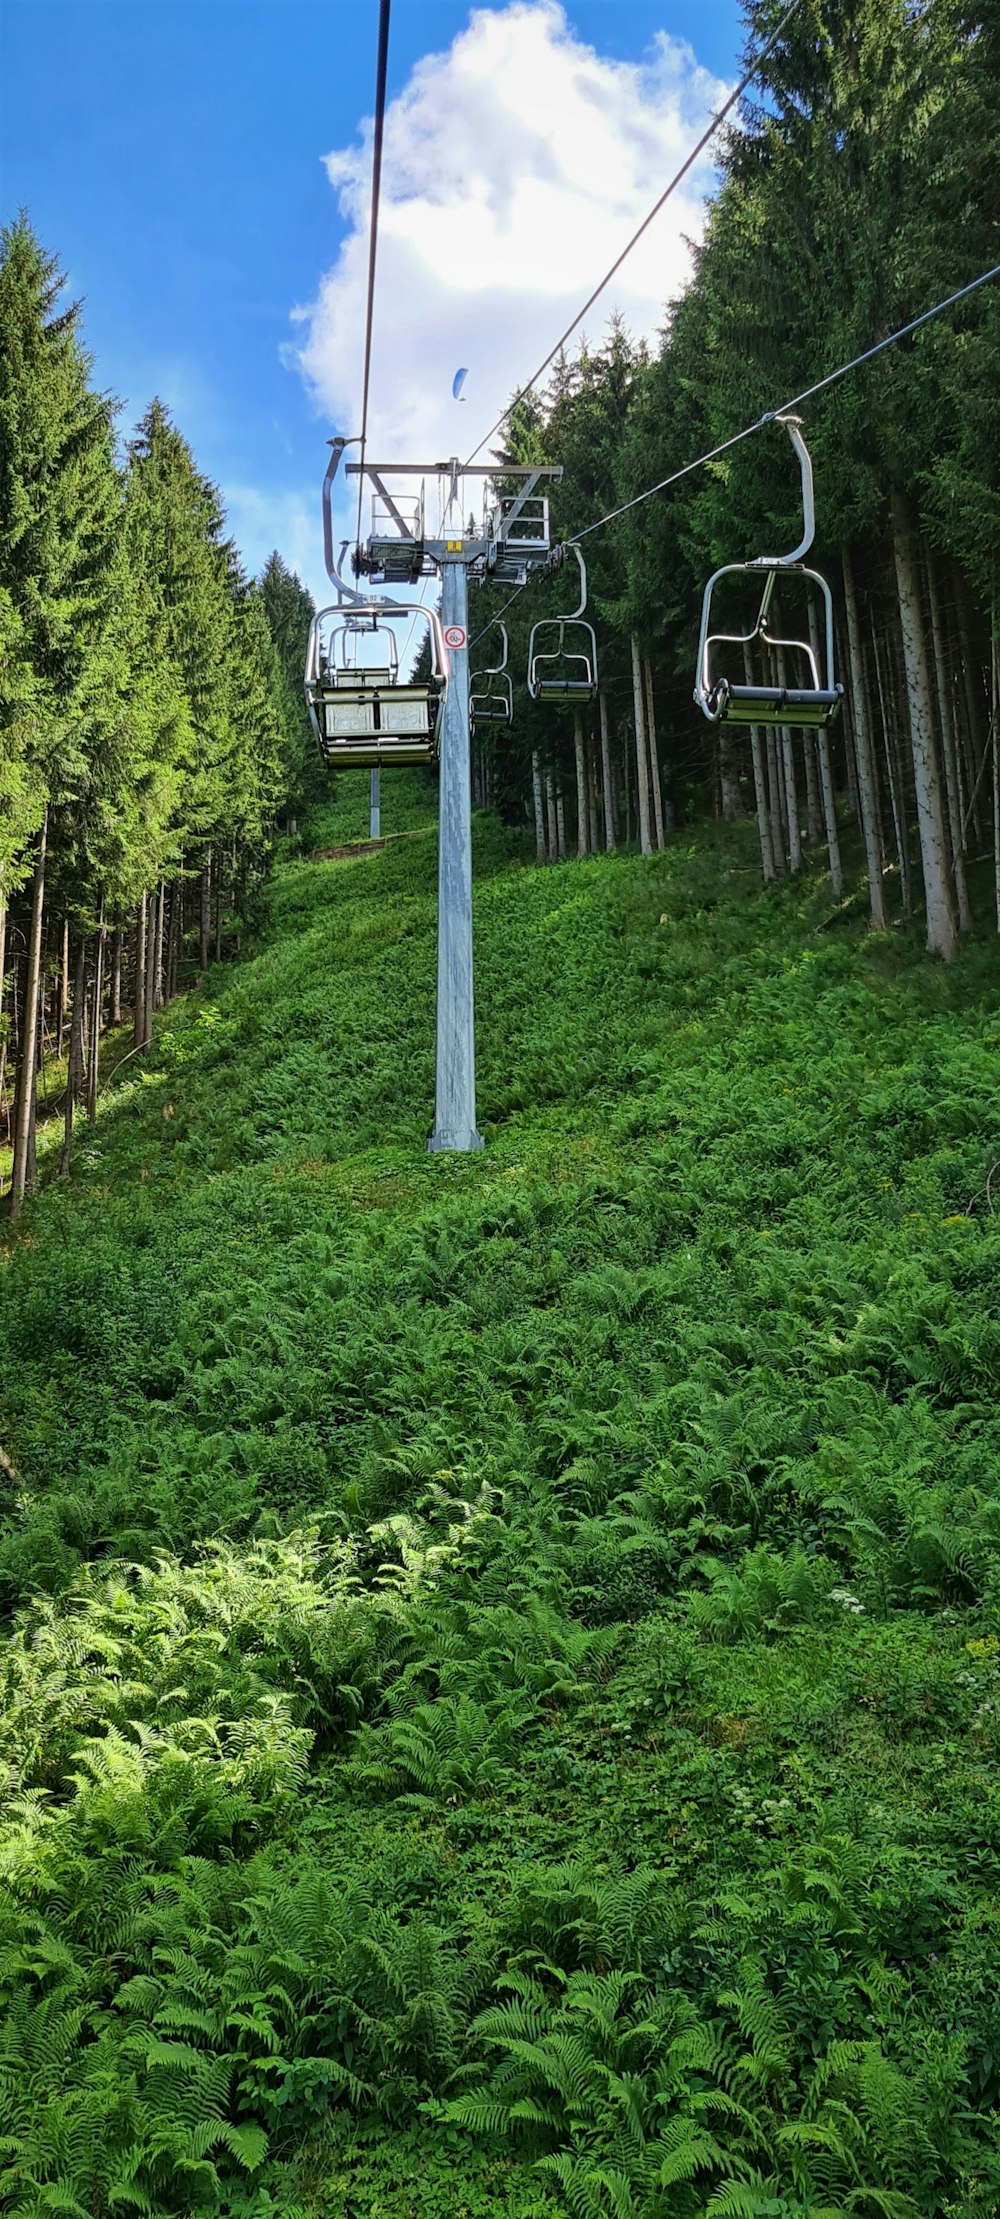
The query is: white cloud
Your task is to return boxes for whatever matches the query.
[290,0,728,567]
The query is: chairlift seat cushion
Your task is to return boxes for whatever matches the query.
[332,666,394,689]
[711,683,842,729]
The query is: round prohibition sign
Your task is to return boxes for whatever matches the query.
[443,624,467,650]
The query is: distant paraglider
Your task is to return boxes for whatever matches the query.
[452,366,469,402]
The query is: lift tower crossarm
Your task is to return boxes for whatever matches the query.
[345,458,563,565]
[366,472,418,540]
[343,462,561,476]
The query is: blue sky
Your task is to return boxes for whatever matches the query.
[2,0,744,599]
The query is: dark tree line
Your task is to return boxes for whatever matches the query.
[0,219,317,1214]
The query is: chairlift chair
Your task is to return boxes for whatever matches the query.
[693,415,843,730]
[304,602,447,770]
[527,544,598,704]
[470,622,513,730]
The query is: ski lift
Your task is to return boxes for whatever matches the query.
[527,544,598,703]
[470,622,512,729]
[304,602,447,769]
[693,415,843,729]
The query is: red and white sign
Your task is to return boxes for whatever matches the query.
[443,625,467,650]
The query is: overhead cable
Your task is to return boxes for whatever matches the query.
[468,256,1000,645]
[570,257,1000,544]
[355,0,392,550]
[462,0,803,469]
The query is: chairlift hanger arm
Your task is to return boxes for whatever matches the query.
[323,438,423,610]
[548,542,588,620]
[473,621,509,678]
[748,415,816,568]
[323,436,379,608]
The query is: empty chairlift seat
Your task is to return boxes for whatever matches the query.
[304,603,447,770]
[527,544,598,705]
[693,415,843,733]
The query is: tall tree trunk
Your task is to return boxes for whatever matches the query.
[765,728,786,871]
[574,710,589,858]
[643,658,667,846]
[993,616,1000,936]
[531,751,547,862]
[168,877,181,999]
[56,917,70,1059]
[133,894,147,1052]
[783,732,802,870]
[793,605,823,851]
[796,603,842,892]
[586,728,600,854]
[86,920,105,1122]
[25,1088,37,1193]
[891,489,958,960]
[2,960,19,1163]
[110,928,122,1026]
[774,649,802,872]
[199,853,212,972]
[802,736,822,844]
[994,672,1000,932]
[598,692,616,850]
[555,786,567,860]
[59,938,87,1176]
[840,663,861,827]
[744,643,783,869]
[154,882,167,1007]
[630,636,653,856]
[953,560,988,842]
[0,880,7,1122]
[749,726,777,881]
[817,729,844,899]
[10,809,47,1219]
[842,551,888,928]
[143,898,156,1049]
[213,860,223,964]
[871,619,912,919]
[719,726,745,820]
[623,715,633,844]
[926,549,972,932]
[544,770,558,862]
[993,617,1000,932]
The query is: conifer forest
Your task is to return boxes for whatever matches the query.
[3,1,1000,2212]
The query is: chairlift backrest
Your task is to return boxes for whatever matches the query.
[693,416,843,731]
[304,600,448,770]
[527,543,598,704]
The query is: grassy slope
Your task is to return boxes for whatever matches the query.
[1,775,1000,2216]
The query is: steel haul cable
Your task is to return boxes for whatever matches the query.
[571,259,1000,546]
[355,0,391,553]
[463,0,803,469]
[468,257,1000,647]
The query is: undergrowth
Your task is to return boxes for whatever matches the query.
[1,771,1000,2215]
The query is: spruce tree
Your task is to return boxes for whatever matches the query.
[0,217,120,1208]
